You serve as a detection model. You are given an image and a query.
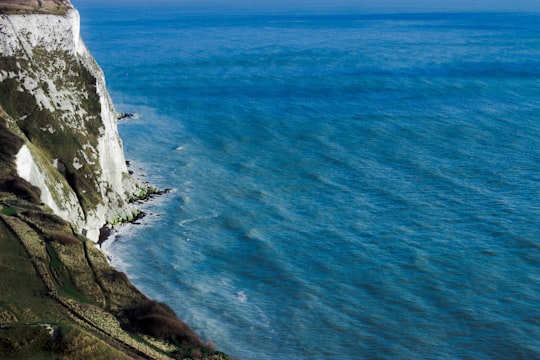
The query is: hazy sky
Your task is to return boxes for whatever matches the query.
[71,0,540,13]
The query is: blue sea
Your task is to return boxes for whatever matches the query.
[74,2,540,359]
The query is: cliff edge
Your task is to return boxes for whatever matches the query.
[0,1,227,359]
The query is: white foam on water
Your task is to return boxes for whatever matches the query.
[237,291,248,303]
[178,210,219,227]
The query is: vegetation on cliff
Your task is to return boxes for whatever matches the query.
[0,0,70,15]
[0,53,104,214]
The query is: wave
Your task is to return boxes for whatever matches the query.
[178,210,219,227]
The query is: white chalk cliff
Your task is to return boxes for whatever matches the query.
[0,4,144,241]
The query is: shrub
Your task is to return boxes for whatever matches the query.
[48,233,80,246]
[21,210,67,227]
[0,120,22,163]
[107,270,129,284]
[7,177,42,204]
[121,300,203,347]
[191,348,203,359]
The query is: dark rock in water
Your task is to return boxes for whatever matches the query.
[98,225,112,246]
[132,210,146,223]
[118,113,134,120]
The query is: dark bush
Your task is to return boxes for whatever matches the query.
[22,210,67,227]
[7,177,41,204]
[48,233,80,246]
[121,300,203,347]
[0,120,22,163]
[107,270,129,283]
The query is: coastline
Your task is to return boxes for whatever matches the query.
[0,1,228,358]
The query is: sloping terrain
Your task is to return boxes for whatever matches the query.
[0,0,70,14]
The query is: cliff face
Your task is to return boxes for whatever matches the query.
[0,6,141,241]
[0,5,228,359]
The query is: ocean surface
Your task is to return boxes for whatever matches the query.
[75,2,540,359]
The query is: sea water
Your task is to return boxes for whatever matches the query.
[74,2,540,359]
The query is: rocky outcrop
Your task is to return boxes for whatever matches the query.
[0,3,145,241]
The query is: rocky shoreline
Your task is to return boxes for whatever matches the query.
[98,164,171,247]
